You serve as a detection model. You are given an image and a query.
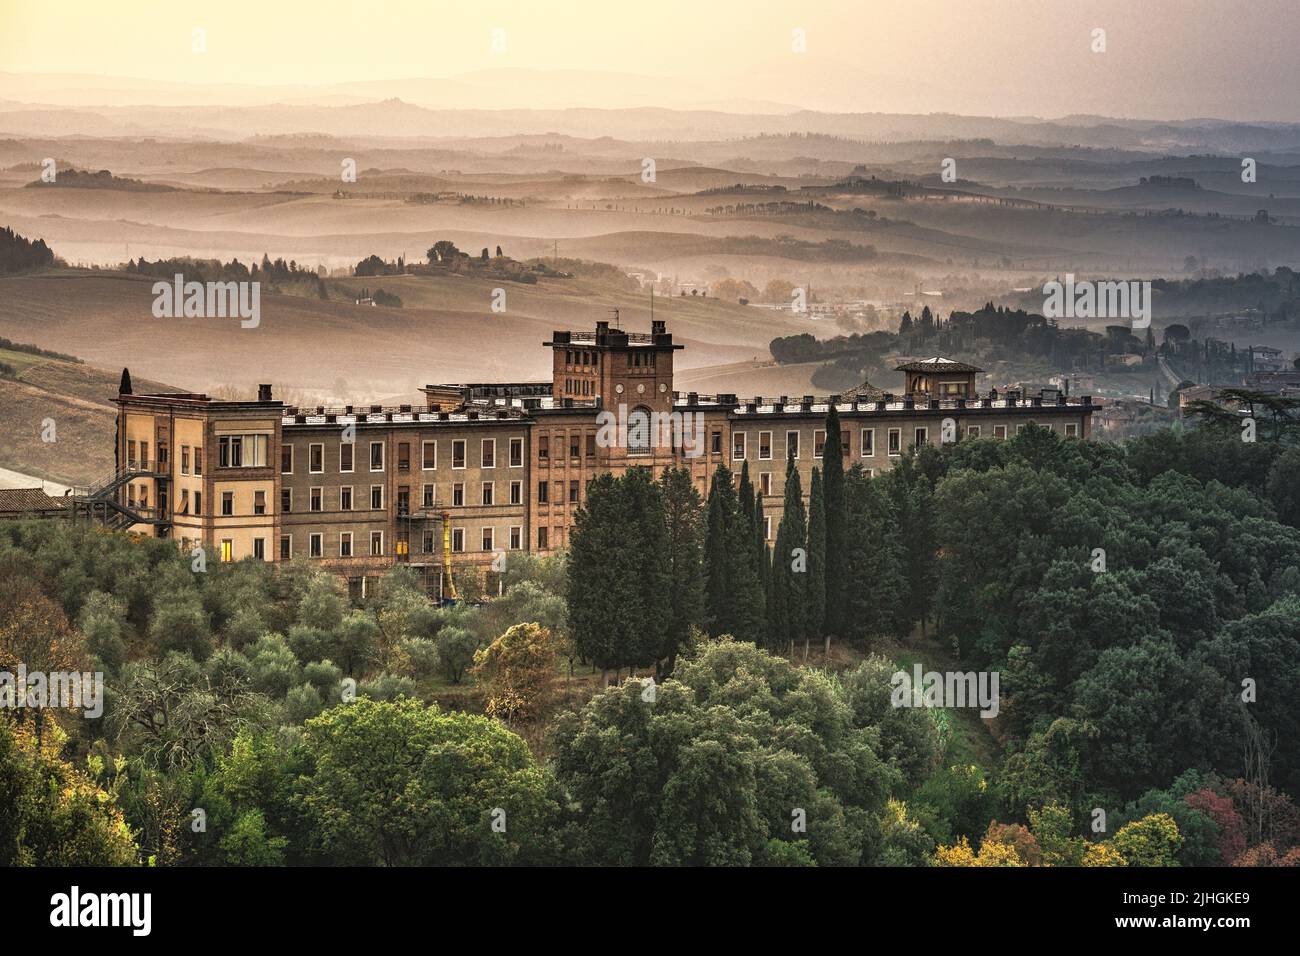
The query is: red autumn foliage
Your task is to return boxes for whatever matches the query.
[1185,787,1246,865]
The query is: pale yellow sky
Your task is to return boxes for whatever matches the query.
[1,0,1297,118]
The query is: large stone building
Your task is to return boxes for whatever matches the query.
[104,319,1094,597]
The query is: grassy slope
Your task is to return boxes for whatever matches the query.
[0,347,178,485]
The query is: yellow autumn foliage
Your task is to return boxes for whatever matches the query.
[1082,841,1126,867]
[934,835,1026,867]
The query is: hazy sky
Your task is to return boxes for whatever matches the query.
[2,0,1297,119]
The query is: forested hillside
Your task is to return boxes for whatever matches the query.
[3,420,1299,866]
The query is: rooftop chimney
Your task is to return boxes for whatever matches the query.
[651,319,666,336]
[257,383,272,402]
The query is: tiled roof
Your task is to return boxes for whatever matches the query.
[895,356,984,373]
[842,378,887,400]
[0,488,65,513]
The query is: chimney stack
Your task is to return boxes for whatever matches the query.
[257,383,272,402]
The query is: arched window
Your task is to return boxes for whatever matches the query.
[627,405,653,456]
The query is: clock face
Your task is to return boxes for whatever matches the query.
[637,384,646,394]
[615,384,624,394]
[659,383,667,393]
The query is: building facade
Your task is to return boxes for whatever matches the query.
[108,319,1094,597]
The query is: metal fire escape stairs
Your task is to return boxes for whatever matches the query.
[68,460,172,532]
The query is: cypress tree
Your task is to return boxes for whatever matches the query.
[566,473,633,679]
[806,467,826,651]
[881,462,938,638]
[822,404,846,644]
[566,469,670,680]
[703,465,735,637]
[768,473,787,653]
[658,467,704,676]
[772,450,806,654]
[729,462,765,642]
[738,462,755,536]
[843,465,905,643]
[752,482,770,647]
[622,467,671,669]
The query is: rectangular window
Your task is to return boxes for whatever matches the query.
[759,431,772,460]
[482,527,494,552]
[281,443,293,474]
[180,488,190,514]
[452,440,466,469]
[221,491,234,516]
[370,485,384,510]
[194,491,202,516]
[341,486,353,510]
[254,490,266,515]
[509,526,522,550]
[220,539,233,562]
[217,435,238,468]
[765,515,772,540]
[422,440,436,470]
[279,534,291,560]
[310,487,322,512]
[888,428,902,456]
[281,488,292,513]
[569,479,579,504]
[309,443,323,473]
[814,429,826,458]
[452,528,465,553]
[398,442,410,472]
[1065,423,1079,438]
[538,481,549,504]
[141,441,149,468]
[340,442,354,473]
[510,480,522,505]
[370,531,383,557]
[422,530,434,554]
[217,434,268,468]
[370,441,384,472]
[397,488,410,516]
[253,538,266,561]
[482,482,494,506]
[453,483,464,507]
[914,427,928,449]
[538,527,549,549]
[395,539,409,557]
[711,431,722,455]
[994,424,1007,440]
[732,432,747,460]
[422,484,434,508]
[786,430,799,459]
[182,445,191,475]
[194,447,203,476]
[1016,424,1027,435]
[569,433,580,459]
[481,439,495,469]
[967,425,981,439]
[340,532,353,558]
[538,436,549,462]
[128,440,137,469]
[509,438,523,467]
[861,428,875,456]
[759,472,772,496]
[585,433,596,458]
